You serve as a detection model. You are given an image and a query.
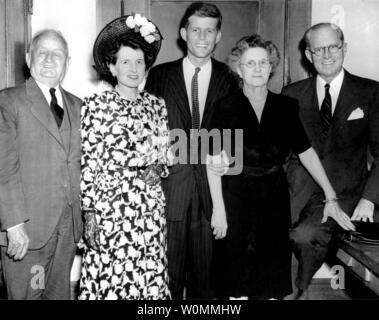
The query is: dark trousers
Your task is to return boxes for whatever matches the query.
[290,195,355,290]
[1,206,77,300]
[167,181,213,300]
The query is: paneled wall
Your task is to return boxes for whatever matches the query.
[0,0,29,90]
[260,0,311,90]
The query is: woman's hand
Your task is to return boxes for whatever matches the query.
[206,151,229,176]
[321,200,355,231]
[83,211,100,250]
[211,206,228,240]
[142,164,164,186]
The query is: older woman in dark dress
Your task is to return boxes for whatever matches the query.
[207,35,352,299]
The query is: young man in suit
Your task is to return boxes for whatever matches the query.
[145,2,238,299]
[0,29,82,299]
[282,22,379,299]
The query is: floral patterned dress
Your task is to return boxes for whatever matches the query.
[78,90,171,300]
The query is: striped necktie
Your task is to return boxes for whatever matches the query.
[320,83,332,139]
[191,67,201,129]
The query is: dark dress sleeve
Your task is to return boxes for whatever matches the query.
[207,98,230,156]
[287,97,311,155]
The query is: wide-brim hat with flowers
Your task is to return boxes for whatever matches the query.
[93,14,162,76]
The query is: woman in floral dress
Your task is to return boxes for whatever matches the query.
[79,14,171,300]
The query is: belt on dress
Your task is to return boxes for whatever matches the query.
[102,166,148,177]
[242,165,281,176]
[125,166,148,172]
[102,165,163,186]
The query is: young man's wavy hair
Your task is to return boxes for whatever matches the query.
[179,2,222,30]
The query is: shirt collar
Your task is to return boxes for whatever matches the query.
[183,56,212,74]
[35,79,63,107]
[317,69,344,94]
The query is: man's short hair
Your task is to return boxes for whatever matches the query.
[29,29,69,56]
[304,22,344,49]
[179,2,222,30]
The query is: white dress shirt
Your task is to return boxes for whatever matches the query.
[35,80,64,109]
[183,57,212,123]
[316,69,344,115]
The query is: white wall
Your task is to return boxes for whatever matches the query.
[31,0,101,99]
[312,0,379,82]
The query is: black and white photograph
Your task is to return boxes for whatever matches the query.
[0,0,379,309]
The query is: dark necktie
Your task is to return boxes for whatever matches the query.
[191,67,201,129]
[320,83,332,139]
[49,88,64,128]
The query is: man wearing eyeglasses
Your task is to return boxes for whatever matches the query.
[282,22,379,299]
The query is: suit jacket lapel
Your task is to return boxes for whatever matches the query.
[60,88,74,153]
[325,71,358,150]
[330,71,357,129]
[201,59,226,128]
[26,78,65,150]
[170,59,192,127]
[298,77,325,154]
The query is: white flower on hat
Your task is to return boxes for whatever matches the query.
[140,16,149,26]
[147,22,156,32]
[139,26,149,37]
[140,22,156,37]
[124,13,160,44]
[125,15,136,29]
[133,13,144,26]
[144,35,155,44]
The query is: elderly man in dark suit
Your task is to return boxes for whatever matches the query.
[145,2,238,299]
[0,29,82,300]
[282,22,379,298]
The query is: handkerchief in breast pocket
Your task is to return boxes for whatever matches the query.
[347,107,364,120]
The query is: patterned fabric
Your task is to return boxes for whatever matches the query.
[320,83,332,139]
[191,67,201,129]
[78,90,171,300]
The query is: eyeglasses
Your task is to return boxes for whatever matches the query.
[308,44,343,57]
[239,59,270,69]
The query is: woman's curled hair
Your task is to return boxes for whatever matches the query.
[227,34,280,79]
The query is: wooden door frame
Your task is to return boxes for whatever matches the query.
[0,0,31,89]
[283,0,312,86]
[260,0,312,91]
